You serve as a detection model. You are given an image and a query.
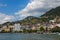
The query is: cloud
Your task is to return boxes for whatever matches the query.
[15,0,60,20]
[0,13,14,24]
[0,4,7,7]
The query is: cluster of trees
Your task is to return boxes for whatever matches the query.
[23,29,37,33]
[50,26,60,33]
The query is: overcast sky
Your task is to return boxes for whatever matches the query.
[0,0,60,24]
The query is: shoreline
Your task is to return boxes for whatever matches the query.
[0,32,60,35]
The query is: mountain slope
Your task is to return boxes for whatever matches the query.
[41,6,60,18]
[19,16,40,25]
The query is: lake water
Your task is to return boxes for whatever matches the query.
[0,33,60,40]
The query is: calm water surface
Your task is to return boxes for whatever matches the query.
[0,33,60,40]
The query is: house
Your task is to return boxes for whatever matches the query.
[56,24,60,27]
[31,25,36,30]
[0,28,2,32]
[8,25,14,28]
[25,25,32,30]
[49,20,55,23]
[2,25,10,32]
[54,16,60,23]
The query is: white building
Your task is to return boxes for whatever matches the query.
[13,23,22,31]
[56,24,60,27]
[49,20,55,23]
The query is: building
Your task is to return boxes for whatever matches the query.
[54,16,60,23]
[13,23,22,32]
[31,25,36,30]
[2,25,10,32]
[56,24,60,27]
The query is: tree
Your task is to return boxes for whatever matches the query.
[40,26,44,31]
[23,29,27,33]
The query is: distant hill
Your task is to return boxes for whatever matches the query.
[18,16,40,25]
[0,16,40,26]
[16,16,50,25]
[41,6,60,19]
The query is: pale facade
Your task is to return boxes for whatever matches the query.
[13,23,22,31]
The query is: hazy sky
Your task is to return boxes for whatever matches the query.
[0,0,60,24]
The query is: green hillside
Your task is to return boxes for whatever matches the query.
[41,6,60,19]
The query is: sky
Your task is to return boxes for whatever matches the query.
[0,0,60,24]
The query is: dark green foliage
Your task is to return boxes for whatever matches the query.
[23,29,37,33]
[40,27,44,31]
[50,26,60,33]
